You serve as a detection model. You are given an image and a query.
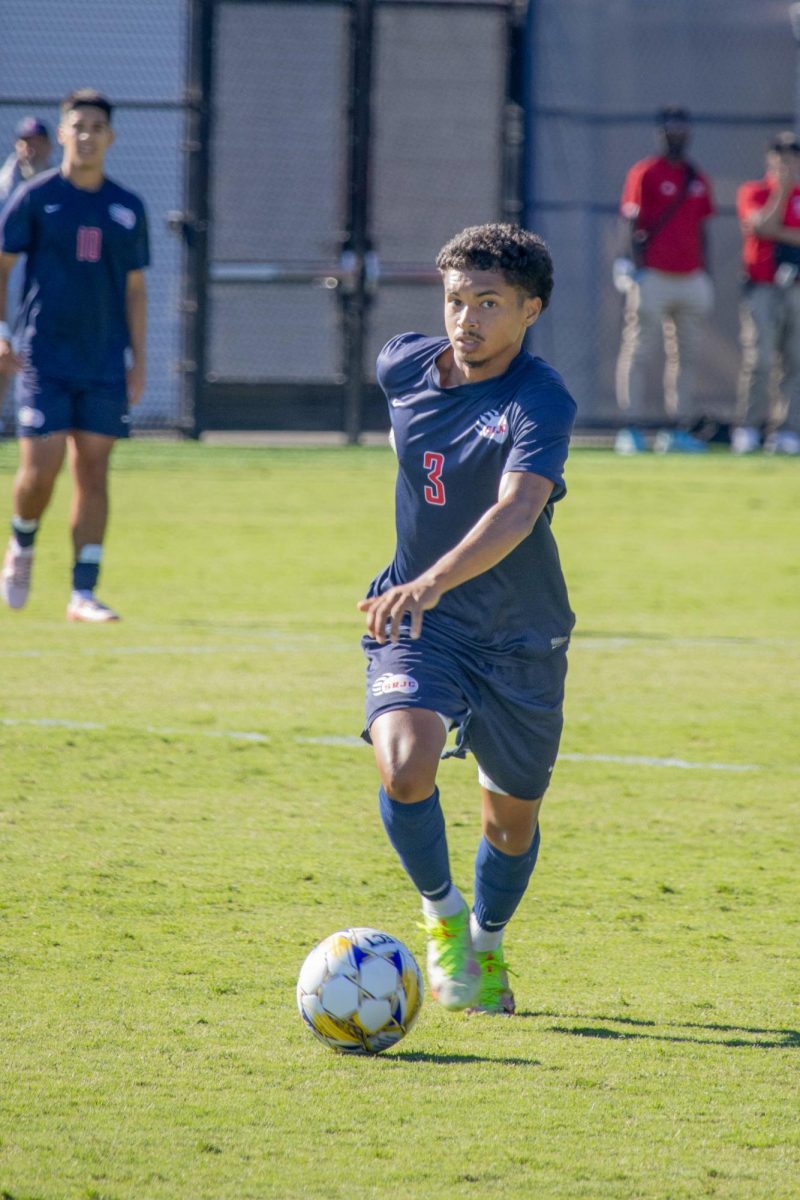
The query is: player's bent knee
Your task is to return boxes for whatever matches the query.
[378,759,438,804]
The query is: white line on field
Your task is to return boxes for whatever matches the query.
[1,633,798,660]
[0,717,766,772]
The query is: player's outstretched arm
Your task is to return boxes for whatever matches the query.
[358,470,554,643]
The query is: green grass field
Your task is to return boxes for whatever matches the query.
[0,440,798,1200]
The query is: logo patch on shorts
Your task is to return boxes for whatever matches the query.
[372,672,419,697]
[109,203,136,230]
[18,406,45,429]
[475,408,509,443]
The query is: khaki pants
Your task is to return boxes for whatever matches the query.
[736,283,800,433]
[615,269,714,422]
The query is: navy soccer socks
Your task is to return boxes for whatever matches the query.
[472,824,541,935]
[378,786,452,902]
[11,516,38,549]
[72,543,103,593]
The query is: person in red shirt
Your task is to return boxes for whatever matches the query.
[613,108,715,454]
[734,131,800,456]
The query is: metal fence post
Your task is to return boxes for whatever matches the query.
[342,0,375,446]
[176,0,214,439]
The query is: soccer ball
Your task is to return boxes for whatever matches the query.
[297,927,423,1054]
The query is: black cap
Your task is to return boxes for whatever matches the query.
[15,116,50,139]
[658,107,690,126]
[769,130,800,154]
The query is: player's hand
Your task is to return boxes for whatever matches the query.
[357,578,443,644]
[126,359,146,406]
[0,340,23,374]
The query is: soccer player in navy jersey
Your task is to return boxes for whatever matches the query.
[0,88,149,622]
[358,223,576,1014]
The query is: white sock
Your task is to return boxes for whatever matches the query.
[470,912,504,952]
[422,884,466,920]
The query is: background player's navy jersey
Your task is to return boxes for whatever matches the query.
[368,332,577,653]
[0,168,149,383]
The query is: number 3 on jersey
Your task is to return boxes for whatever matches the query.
[423,451,445,505]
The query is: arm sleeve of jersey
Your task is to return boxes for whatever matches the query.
[375,331,423,397]
[129,201,150,270]
[620,162,644,220]
[0,185,33,254]
[504,383,577,501]
[736,182,758,222]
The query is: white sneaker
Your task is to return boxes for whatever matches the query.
[1,538,34,610]
[66,592,121,623]
[764,429,800,456]
[614,428,647,455]
[731,426,760,455]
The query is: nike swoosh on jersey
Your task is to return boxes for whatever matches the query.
[390,397,416,407]
[44,204,62,213]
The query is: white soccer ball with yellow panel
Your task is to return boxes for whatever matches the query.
[297,927,423,1054]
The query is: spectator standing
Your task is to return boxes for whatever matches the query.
[614,108,715,454]
[0,118,53,433]
[733,131,800,456]
[0,117,53,201]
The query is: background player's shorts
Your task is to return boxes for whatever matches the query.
[15,371,130,439]
[362,622,568,800]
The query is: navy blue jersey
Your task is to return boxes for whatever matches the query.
[0,168,149,382]
[368,332,577,653]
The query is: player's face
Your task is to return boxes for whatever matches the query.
[58,107,114,173]
[17,134,50,170]
[767,148,800,183]
[442,268,542,381]
[659,122,690,158]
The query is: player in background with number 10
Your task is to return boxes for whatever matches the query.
[359,223,576,1015]
[0,89,149,621]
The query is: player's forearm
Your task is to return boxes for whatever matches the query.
[769,226,800,247]
[126,280,148,365]
[748,189,791,236]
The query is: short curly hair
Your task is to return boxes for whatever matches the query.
[436,223,554,310]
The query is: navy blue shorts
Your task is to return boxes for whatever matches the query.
[15,371,130,439]
[362,622,568,800]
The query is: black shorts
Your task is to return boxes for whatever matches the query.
[362,622,568,800]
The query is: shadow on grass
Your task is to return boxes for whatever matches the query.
[391,1051,541,1066]
[521,1011,800,1050]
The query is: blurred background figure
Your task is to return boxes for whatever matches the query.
[613,108,715,455]
[733,131,800,456]
[0,116,52,202]
[0,117,53,435]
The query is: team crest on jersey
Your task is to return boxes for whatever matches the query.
[109,203,136,230]
[18,406,45,429]
[372,672,419,697]
[475,409,509,443]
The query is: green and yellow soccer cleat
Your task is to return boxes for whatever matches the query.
[466,944,516,1015]
[422,905,481,1011]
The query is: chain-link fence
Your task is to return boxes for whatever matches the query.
[2,1,798,435]
[201,0,519,436]
[527,0,797,427]
[0,0,187,432]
